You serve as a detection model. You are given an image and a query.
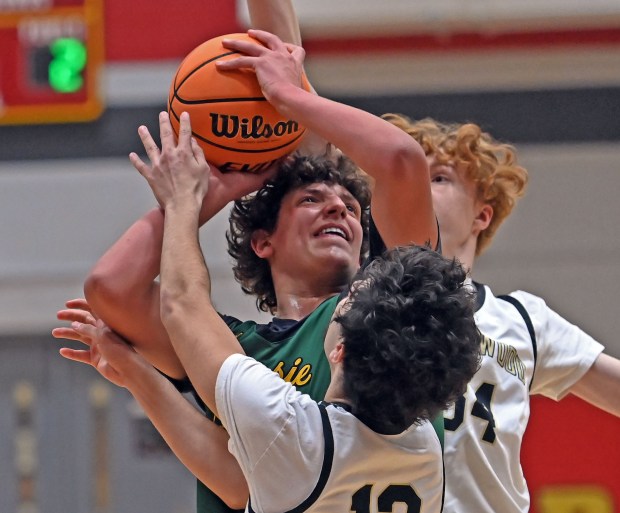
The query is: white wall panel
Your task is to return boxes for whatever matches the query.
[0,158,270,335]
[1,143,619,357]
[238,0,620,36]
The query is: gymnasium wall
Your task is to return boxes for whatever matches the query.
[0,1,619,512]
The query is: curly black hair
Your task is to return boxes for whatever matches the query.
[335,245,481,434]
[226,154,371,313]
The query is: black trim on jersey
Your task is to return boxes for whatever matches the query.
[247,402,335,513]
[329,401,352,413]
[497,294,538,390]
[440,451,446,513]
[474,282,538,388]
[221,296,338,343]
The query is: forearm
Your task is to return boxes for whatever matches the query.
[247,1,333,158]
[159,203,243,415]
[247,0,301,45]
[269,83,437,248]
[570,353,620,417]
[124,362,249,508]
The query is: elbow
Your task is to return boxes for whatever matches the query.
[221,492,249,511]
[386,137,429,184]
[84,267,122,313]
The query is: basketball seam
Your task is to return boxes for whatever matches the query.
[192,129,306,154]
[174,50,238,95]
[174,97,268,105]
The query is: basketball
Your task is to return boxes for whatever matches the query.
[168,33,308,173]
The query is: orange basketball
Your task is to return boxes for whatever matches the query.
[168,33,308,173]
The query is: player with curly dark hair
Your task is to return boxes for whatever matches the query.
[59,138,481,509]
[335,245,481,434]
[59,26,439,512]
[227,154,371,313]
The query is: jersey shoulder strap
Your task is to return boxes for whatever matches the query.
[497,293,538,389]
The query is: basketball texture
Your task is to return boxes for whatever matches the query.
[168,33,308,173]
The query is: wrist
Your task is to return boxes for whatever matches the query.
[264,82,301,117]
[165,199,201,220]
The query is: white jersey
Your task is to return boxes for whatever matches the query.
[216,353,444,513]
[442,283,605,513]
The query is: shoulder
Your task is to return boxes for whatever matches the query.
[215,354,314,430]
[508,290,549,314]
[476,283,546,318]
[217,356,324,510]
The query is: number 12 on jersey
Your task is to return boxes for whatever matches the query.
[351,484,422,513]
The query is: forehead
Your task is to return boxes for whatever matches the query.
[289,182,359,203]
[427,155,468,177]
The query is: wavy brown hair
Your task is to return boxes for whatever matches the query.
[383,114,528,255]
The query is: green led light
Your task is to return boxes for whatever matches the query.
[48,38,88,93]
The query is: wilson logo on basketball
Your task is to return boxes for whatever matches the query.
[210,114,301,140]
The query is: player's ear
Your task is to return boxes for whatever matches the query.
[251,229,273,259]
[328,343,345,364]
[473,203,493,235]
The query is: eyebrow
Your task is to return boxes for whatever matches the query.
[301,186,324,196]
[431,162,455,174]
[299,185,359,207]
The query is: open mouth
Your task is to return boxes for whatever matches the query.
[316,226,349,241]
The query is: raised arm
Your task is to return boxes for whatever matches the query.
[53,313,248,509]
[569,353,620,417]
[217,30,437,249]
[247,1,334,159]
[247,0,302,45]
[85,113,275,378]
[133,111,245,415]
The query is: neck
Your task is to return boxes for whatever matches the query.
[272,271,350,320]
[323,364,348,405]
[444,240,476,275]
[275,292,337,320]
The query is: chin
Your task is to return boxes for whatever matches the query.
[325,258,358,282]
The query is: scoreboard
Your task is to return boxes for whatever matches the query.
[0,0,104,125]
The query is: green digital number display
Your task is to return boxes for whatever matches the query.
[48,38,88,93]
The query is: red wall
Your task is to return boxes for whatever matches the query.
[522,396,620,513]
[104,0,242,61]
[101,0,620,62]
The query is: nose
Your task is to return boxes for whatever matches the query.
[324,195,347,218]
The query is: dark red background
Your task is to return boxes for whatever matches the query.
[523,396,619,512]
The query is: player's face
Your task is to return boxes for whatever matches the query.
[265,182,364,285]
[429,156,488,266]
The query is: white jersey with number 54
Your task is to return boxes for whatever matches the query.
[442,282,604,513]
